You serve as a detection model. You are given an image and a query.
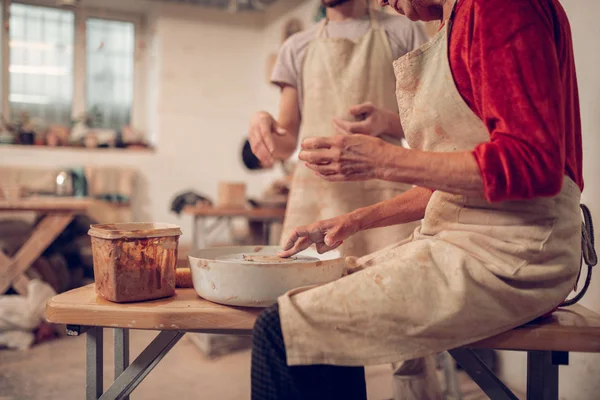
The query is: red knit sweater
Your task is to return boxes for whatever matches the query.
[449,0,583,202]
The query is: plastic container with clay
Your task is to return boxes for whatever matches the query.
[88,223,182,303]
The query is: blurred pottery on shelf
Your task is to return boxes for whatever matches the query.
[121,125,143,144]
[83,132,98,148]
[95,129,117,147]
[46,125,69,147]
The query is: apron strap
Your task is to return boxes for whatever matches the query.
[312,5,387,119]
[445,0,460,40]
[317,18,328,39]
[368,7,380,30]
[449,0,459,21]
[560,203,597,307]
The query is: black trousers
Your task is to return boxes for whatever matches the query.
[251,304,367,400]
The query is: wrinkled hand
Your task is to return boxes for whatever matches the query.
[248,111,287,168]
[279,214,360,258]
[332,102,389,137]
[299,134,387,182]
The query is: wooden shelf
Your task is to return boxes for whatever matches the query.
[0,197,130,212]
[0,144,154,153]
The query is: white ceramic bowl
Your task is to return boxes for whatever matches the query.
[188,246,344,307]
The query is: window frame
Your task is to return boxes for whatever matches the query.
[0,0,145,132]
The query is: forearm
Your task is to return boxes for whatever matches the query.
[350,186,433,231]
[271,124,299,160]
[272,85,301,160]
[378,146,485,197]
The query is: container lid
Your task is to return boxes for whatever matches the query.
[88,223,182,240]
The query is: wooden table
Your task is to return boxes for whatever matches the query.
[46,284,600,400]
[0,197,126,295]
[46,284,260,400]
[182,206,286,250]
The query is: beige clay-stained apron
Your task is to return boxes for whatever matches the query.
[277,6,582,367]
[280,11,418,258]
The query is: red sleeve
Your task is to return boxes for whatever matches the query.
[454,0,566,202]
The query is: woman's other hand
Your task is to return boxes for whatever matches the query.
[332,102,393,138]
[299,134,391,181]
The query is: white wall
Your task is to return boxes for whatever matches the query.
[496,1,600,398]
[0,1,310,245]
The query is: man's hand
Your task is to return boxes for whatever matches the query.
[332,102,397,138]
[248,111,287,168]
[279,214,361,258]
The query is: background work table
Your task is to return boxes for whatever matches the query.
[182,205,286,250]
[46,285,600,400]
[0,197,129,295]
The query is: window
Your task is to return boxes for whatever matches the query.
[86,18,135,131]
[3,2,140,132]
[9,3,74,125]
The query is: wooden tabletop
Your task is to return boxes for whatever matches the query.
[183,205,286,220]
[46,284,260,333]
[47,284,600,353]
[0,196,98,212]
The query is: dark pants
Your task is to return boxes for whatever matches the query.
[251,304,367,400]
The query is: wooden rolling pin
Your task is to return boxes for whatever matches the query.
[176,267,194,288]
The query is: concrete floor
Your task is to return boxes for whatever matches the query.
[0,330,498,400]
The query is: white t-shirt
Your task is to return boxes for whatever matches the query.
[270,10,428,114]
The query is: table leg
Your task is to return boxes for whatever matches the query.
[87,327,104,400]
[440,352,463,400]
[198,217,207,250]
[192,216,199,251]
[114,329,130,400]
[226,217,233,243]
[0,252,16,289]
[526,351,566,400]
[263,221,269,245]
[0,213,74,294]
[449,348,518,400]
[100,331,184,400]
[0,251,12,271]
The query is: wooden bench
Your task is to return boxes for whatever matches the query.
[453,304,600,400]
[46,284,600,400]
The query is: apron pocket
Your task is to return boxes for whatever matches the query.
[456,200,557,272]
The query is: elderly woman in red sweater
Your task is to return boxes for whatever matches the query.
[250,0,584,399]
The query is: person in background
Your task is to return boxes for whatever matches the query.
[249,0,585,399]
[247,0,441,398]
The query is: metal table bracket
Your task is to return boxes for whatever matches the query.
[449,348,518,400]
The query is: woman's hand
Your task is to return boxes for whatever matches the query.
[299,134,392,181]
[332,102,396,138]
[279,214,361,258]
